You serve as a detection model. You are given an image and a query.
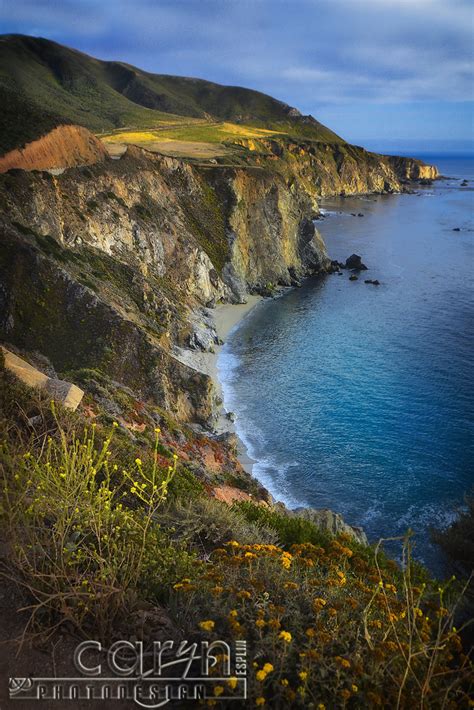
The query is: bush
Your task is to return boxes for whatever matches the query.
[235,501,333,548]
[0,417,196,640]
[172,537,473,707]
[162,497,279,552]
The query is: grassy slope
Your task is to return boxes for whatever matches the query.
[0,34,343,155]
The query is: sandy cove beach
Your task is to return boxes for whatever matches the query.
[172,295,262,472]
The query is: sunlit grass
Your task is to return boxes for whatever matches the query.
[102,121,284,147]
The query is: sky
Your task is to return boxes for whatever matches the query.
[1,0,473,153]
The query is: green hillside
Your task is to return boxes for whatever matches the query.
[0,34,343,154]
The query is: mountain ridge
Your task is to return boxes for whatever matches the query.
[0,34,343,155]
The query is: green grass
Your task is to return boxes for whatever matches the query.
[0,34,344,154]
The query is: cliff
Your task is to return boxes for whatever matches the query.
[233,137,439,197]
[0,147,330,424]
[0,124,108,173]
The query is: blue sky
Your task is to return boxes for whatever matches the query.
[1,0,473,153]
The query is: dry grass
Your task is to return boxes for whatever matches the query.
[101,121,284,159]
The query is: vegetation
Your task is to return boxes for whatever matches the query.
[0,34,343,155]
[432,494,474,578]
[102,122,283,146]
[0,363,472,707]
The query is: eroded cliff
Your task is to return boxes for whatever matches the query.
[0,124,108,173]
[233,137,439,197]
[0,146,330,422]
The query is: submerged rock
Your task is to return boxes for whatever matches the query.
[349,274,358,281]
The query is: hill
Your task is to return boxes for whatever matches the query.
[0,34,343,155]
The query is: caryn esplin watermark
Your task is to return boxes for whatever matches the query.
[9,639,247,707]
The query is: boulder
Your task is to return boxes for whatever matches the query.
[2,347,83,411]
[345,254,368,270]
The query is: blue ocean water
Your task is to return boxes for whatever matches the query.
[218,156,474,574]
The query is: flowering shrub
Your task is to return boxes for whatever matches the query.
[173,538,473,707]
[1,419,196,639]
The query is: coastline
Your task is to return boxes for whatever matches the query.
[172,295,262,477]
[212,295,262,475]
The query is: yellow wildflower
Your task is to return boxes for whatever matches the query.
[213,686,224,697]
[256,698,265,707]
[255,619,265,629]
[199,620,215,632]
[135,458,142,466]
[263,663,274,674]
[280,679,289,687]
[237,590,251,600]
[256,670,267,682]
[279,630,292,643]
[227,677,238,690]
[299,671,308,681]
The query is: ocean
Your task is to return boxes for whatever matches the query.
[217,156,474,575]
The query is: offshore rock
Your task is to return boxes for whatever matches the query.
[345,254,368,270]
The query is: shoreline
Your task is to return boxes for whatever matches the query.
[212,295,262,475]
[172,295,262,476]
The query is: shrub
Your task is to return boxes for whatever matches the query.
[162,497,279,552]
[235,501,333,548]
[172,536,473,707]
[0,417,196,640]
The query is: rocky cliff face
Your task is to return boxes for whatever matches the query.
[234,137,439,197]
[204,164,330,300]
[0,125,108,173]
[0,146,330,422]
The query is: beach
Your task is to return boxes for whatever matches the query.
[172,295,261,460]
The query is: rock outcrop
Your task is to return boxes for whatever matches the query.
[1,346,84,410]
[0,140,438,429]
[293,507,368,545]
[0,125,108,174]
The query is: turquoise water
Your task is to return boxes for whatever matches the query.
[218,157,474,574]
